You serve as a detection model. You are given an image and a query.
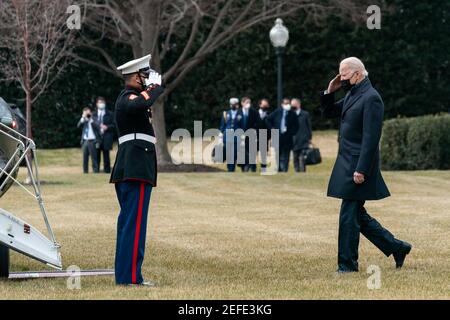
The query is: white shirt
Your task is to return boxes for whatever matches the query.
[97,110,105,123]
[81,117,96,140]
[230,109,237,119]
[295,109,302,116]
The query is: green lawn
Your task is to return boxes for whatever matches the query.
[0,131,449,299]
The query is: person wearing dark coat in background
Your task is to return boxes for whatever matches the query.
[321,57,412,273]
[93,96,115,173]
[257,99,271,172]
[266,98,299,172]
[77,107,101,174]
[220,98,244,172]
[240,97,260,172]
[291,98,312,173]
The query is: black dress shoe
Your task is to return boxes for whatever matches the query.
[393,241,412,269]
[127,280,156,287]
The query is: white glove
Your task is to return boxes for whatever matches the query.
[145,71,162,86]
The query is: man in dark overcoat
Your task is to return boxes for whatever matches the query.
[291,98,312,172]
[321,57,412,273]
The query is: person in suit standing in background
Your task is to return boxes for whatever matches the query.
[240,97,260,172]
[257,98,271,172]
[321,57,412,273]
[93,97,115,174]
[220,98,243,172]
[291,98,312,173]
[77,107,101,174]
[266,98,299,172]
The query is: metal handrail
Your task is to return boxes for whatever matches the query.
[0,122,59,247]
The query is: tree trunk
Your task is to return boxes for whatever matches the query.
[134,1,173,165]
[25,91,32,140]
[152,98,172,164]
[148,47,172,164]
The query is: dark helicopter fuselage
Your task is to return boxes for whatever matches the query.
[0,97,25,198]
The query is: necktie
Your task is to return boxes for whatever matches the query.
[281,111,287,134]
[83,122,89,139]
[244,111,248,128]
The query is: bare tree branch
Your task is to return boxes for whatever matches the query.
[78,0,368,163]
[0,0,76,141]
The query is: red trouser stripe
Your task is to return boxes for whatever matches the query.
[132,182,145,284]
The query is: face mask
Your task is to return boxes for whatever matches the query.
[97,103,105,110]
[282,104,291,111]
[259,109,267,119]
[341,72,356,91]
[231,104,238,110]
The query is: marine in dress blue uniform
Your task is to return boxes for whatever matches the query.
[110,54,164,285]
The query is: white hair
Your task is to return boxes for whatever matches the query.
[291,98,301,105]
[340,57,369,77]
[229,97,239,105]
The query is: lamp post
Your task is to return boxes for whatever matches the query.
[269,18,289,108]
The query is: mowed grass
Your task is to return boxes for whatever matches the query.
[0,130,449,299]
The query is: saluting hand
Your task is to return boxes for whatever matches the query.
[147,71,162,86]
[327,74,341,93]
[353,171,365,184]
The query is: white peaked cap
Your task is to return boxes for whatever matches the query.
[117,54,152,75]
[229,98,239,105]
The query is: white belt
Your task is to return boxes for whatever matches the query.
[118,133,157,145]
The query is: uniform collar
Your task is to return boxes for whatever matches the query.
[125,84,141,92]
[350,76,371,95]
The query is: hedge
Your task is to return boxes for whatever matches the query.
[381,114,450,170]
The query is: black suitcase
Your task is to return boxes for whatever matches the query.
[304,146,322,165]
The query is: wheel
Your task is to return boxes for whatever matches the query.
[0,244,9,278]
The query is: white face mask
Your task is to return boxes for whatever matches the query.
[282,104,291,111]
[259,109,267,118]
[97,103,106,110]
